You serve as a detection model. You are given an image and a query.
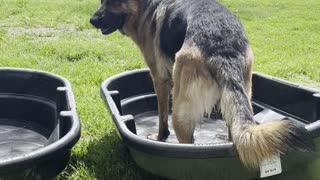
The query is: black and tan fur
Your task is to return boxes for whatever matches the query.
[90,0,313,169]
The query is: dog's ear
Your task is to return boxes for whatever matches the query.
[100,0,139,14]
[123,0,139,13]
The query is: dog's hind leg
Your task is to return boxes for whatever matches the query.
[172,46,220,143]
[244,47,254,104]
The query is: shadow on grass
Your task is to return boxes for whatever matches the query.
[62,129,166,180]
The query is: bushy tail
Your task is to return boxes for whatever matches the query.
[219,75,314,169]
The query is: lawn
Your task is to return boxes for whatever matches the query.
[0,0,319,179]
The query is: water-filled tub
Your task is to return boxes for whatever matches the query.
[0,68,80,179]
[101,69,320,180]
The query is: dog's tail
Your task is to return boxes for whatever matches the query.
[215,62,313,169]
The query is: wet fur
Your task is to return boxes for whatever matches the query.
[91,0,314,169]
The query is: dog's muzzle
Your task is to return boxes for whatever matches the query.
[89,16,101,28]
[90,12,126,35]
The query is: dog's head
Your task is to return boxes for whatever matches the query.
[90,0,137,35]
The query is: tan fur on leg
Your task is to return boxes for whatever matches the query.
[172,46,220,143]
[244,47,254,102]
[151,75,171,141]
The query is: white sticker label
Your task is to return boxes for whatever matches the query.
[260,154,282,178]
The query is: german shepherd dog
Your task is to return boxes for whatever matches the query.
[90,0,313,169]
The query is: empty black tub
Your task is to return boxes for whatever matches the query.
[101,69,320,180]
[0,68,80,179]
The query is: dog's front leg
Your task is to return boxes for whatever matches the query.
[153,76,170,141]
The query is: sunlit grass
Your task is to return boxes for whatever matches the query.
[0,0,319,179]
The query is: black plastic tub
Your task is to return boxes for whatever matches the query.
[101,69,320,180]
[0,68,80,179]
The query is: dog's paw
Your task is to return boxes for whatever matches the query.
[158,129,170,141]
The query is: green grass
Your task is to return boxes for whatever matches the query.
[0,0,319,179]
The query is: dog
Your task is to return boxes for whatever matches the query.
[90,0,313,169]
